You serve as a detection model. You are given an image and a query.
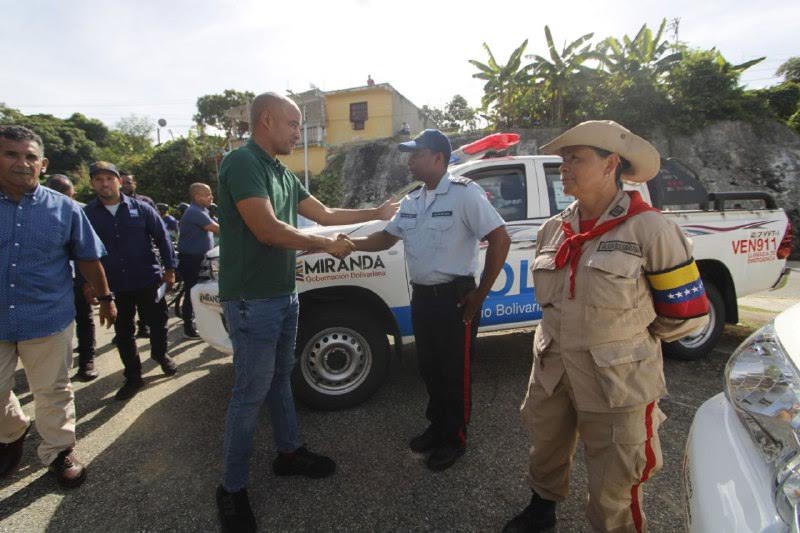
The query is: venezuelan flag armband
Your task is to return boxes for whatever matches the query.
[645,259,710,319]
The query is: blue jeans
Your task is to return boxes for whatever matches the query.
[221,294,301,491]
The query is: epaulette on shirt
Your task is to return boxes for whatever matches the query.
[557,206,574,221]
[450,176,472,186]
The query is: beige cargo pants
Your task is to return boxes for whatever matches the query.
[521,368,665,533]
[0,323,77,466]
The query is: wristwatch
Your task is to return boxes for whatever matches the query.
[97,293,115,303]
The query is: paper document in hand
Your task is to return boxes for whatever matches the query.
[156,283,167,303]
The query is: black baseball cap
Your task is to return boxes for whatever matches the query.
[398,129,451,162]
[89,161,120,177]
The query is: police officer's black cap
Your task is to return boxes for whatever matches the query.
[398,129,452,162]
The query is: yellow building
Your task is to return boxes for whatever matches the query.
[227,82,432,176]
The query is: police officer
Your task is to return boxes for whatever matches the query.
[503,121,710,533]
[348,129,510,471]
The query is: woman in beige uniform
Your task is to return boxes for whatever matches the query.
[503,121,709,533]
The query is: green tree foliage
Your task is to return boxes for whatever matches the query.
[469,40,532,128]
[0,106,98,173]
[788,109,800,134]
[471,21,777,135]
[194,89,255,139]
[777,57,800,83]
[666,48,767,131]
[756,83,800,121]
[421,95,479,132]
[310,153,344,207]
[134,134,224,206]
[66,113,110,147]
[528,27,602,126]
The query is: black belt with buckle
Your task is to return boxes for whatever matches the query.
[411,276,475,297]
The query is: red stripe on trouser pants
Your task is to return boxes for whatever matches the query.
[630,401,657,533]
[458,321,472,444]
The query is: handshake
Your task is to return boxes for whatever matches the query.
[324,233,357,259]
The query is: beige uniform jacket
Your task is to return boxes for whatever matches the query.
[531,189,708,412]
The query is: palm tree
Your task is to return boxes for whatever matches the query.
[597,19,682,80]
[528,26,602,125]
[469,40,532,128]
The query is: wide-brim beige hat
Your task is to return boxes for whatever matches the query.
[540,120,661,183]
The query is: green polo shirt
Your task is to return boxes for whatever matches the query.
[217,139,310,301]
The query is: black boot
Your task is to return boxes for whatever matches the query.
[502,491,556,533]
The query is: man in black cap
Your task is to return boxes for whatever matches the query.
[347,129,510,470]
[84,161,179,401]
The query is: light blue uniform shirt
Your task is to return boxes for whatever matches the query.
[384,172,505,285]
[0,185,106,341]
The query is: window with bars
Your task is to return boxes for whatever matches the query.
[350,102,367,130]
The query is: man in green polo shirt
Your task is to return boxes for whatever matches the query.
[215,92,397,533]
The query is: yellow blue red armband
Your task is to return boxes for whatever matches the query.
[645,259,709,319]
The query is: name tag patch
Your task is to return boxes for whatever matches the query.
[129,209,140,218]
[597,240,642,257]
[432,210,453,217]
[400,213,417,219]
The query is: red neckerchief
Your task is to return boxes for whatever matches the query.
[555,191,658,299]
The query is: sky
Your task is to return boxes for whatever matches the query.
[2,0,797,138]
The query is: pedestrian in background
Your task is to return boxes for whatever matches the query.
[157,203,180,241]
[120,170,155,338]
[0,126,116,488]
[84,161,178,401]
[177,182,218,338]
[45,174,99,381]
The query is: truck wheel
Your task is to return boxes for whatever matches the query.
[663,281,725,361]
[293,306,390,410]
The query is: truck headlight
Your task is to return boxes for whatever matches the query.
[725,323,800,529]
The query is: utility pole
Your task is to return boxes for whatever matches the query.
[668,18,681,46]
[287,89,310,191]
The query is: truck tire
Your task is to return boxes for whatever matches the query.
[293,306,391,410]
[663,281,725,361]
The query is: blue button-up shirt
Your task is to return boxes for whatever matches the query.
[178,203,214,255]
[0,185,106,342]
[83,194,176,293]
[384,173,506,285]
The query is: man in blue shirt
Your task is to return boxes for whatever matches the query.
[177,182,219,338]
[84,161,179,401]
[0,126,115,488]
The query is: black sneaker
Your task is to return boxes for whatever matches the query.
[273,446,336,478]
[75,361,99,382]
[409,426,440,454]
[154,356,178,376]
[502,491,557,533]
[183,327,200,339]
[216,485,256,533]
[426,444,465,472]
[114,378,145,401]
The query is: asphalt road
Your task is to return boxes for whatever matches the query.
[1,267,797,532]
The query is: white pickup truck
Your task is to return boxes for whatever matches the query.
[191,149,792,409]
